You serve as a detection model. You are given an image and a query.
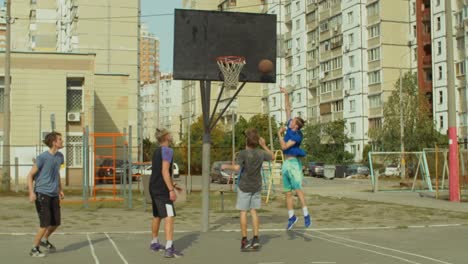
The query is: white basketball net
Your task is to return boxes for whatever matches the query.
[216,56,246,88]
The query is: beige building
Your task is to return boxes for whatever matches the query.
[3,0,140,186]
[180,0,265,135]
[0,7,5,51]
[0,51,131,186]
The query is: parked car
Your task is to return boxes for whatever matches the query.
[140,162,180,178]
[384,164,400,176]
[344,164,370,177]
[210,161,239,184]
[96,159,134,183]
[307,162,325,177]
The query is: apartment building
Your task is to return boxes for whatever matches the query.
[159,74,183,144]
[415,0,468,143]
[0,7,6,50]
[180,0,265,135]
[141,82,158,142]
[140,24,160,85]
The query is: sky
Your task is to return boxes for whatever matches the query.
[142,0,182,73]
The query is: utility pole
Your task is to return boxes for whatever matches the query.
[444,0,460,201]
[2,0,11,192]
[399,68,405,179]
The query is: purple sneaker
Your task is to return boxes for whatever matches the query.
[150,242,164,252]
[164,246,183,258]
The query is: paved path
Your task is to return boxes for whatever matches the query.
[2,225,466,264]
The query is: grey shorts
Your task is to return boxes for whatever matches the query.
[236,189,261,211]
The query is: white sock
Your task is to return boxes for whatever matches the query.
[288,210,294,218]
[165,240,173,249]
[151,237,159,244]
[303,207,309,217]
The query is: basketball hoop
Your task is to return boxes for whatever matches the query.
[216,56,246,88]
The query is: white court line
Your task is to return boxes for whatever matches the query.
[296,231,423,264]
[310,262,336,264]
[105,233,129,264]
[86,233,100,264]
[0,223,463,236]
[313,230,454,264]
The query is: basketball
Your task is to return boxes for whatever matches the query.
[258,59,274,74]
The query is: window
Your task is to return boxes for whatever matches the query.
[272,97,277,107]
[413,25,416,38]
[296,55,301,66]
[66,135,83,167]
[457,38,464,50]
[349,77,355,90]
[350,122,356,133]
[349,55,355,68]
[296,37,301,50]
[368,47,380,61]
[347,11,354,24]
[333,100,343,112]
[369,94,382,108]
[437,41,442,55]
[285,4,291,14]
[351,145,356,155]
[439,90,443,104]
[436,0,440,6]
[437,17,441,31]
[368,70,381,84]
[296,1,300,11]
[367,1,379,16]
[296,74,302,87]
[286,39,292,49]
[348,33,354,46]
[412,2,415,15]
[67,78,84,112]
[438,65,443,80]
[456,62,465,76]
[320,21,329,32]
[368,24,380,39]
[297,92,302,103]
[439,115,444,129]
[350,100,356,112]
[295,19,301,30]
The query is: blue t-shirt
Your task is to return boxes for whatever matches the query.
[34,151,64,197]
[283,119,306,157]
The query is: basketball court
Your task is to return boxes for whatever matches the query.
[1,224,465,263]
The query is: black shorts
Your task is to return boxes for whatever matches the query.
[151,195,176,218]
[35,193,61,228]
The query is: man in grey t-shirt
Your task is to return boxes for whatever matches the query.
[27,132,64,257]
[222,128,273,251]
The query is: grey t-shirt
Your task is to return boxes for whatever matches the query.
[236,148,272,193]
[34,151,64,197]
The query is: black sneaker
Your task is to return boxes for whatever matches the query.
[40,240,56,252]
[250,237,260,250]
[29,247,46,257]
[240,238,251,252]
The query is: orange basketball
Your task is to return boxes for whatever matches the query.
[258,59,274,73]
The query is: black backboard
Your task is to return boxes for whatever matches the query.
[173,9,277,83]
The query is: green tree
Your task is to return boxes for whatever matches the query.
[368,72,446,151]
[142,138,157,162]
[302,119,354,164]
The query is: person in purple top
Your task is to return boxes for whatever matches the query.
[148,128,183,258]
[278,87,312,230]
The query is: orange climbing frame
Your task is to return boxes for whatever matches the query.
[91,132,127,201]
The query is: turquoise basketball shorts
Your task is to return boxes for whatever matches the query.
[282,158,304,192]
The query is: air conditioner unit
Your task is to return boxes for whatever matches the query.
[67,112,81,122]
[344,44,350,52]
[344,89,350,97]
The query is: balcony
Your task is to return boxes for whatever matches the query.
[307,3,317,14]
[421,33,431,45]
[422,9,431,22]
[422,55,432,66]
[285,13,292,23]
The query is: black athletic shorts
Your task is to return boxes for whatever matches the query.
[151,195,176,218]
[35,193,61,228]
